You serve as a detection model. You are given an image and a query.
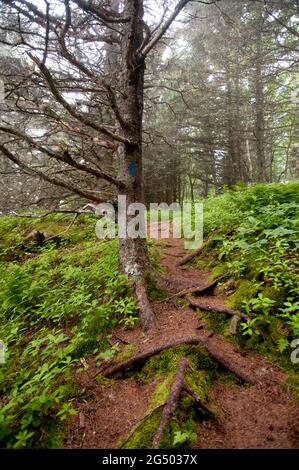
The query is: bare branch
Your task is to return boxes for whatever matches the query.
[72,0,130,24]
[41,0,50,66]
[27,53,131,145]
[141,0,190,57]
[0,144,105,203]
[0,126,121,187]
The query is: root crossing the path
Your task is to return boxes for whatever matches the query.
[66,230,299,449]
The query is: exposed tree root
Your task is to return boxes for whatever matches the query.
[152,358,189,448]
[119,404,165,448]
[98,335,258,384]
[120,369,213,449]
[111,334,130,345]
[152,358,214,448]
[202,339,257,384]
[175,246,204,267]
[98,337,207,378]
[159,276,226,303]
[186,296,249,321]
[229,315,241,335]
[135,278,158,332]
[162,251,184,258]
[182,381,213,415]
[155,272,199,293]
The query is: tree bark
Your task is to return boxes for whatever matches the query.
[176,245,204,267]
[117,0,155,331]
[159,275,226,303]
[254,11,266,182]
[152,357,190,448]
[99,337,205,378]
[98,335,258,384]
[186,296,249,320]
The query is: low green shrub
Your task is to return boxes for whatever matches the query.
[0,216,136,448]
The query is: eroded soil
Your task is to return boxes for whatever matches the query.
[65,232,299,449]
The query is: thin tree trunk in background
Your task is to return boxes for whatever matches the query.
[225,61,244,185]
[188,174,195,203]
[176,153,181,204]
[245,138,253,182]
[166,172,173,204]
[234,64,243,182]
[203,179,209,197]
[226,67,234,185]
[210,148,217,190]
[254,14,266,182]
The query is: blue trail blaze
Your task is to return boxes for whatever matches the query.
[128,160,137,177]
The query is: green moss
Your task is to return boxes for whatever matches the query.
[183,345,219,373]
[120,346,220,448]
[262,286,286,306]
[195,259,209,270]
[200,310,230,336]
[177,298,190,308]
[139,345,219,383]
[145,272,167,301]
[122,334,254,450]
[119,373,177,448]
[122,409,163,448]
[70,338,99,359]
[139,349,181,380]
[121,381,200,449]
[150,375,175,407]
[95,374,116,387]
[216,370,242,386]
[226,279,260,310]
[116,344,138,363]
[209,263,229,281]
[185,369,214,412]
[43,422,65,449]
[268,317,289,343]
[252,339,294,371]
[121,407,191,449]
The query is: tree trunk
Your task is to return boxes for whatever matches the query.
[152,357,190,448]
[234,64,244,182]
[188,174,195,203]
[254,14,266,182]
[117,0,155,332]
[245,138,253,182]
[225,66,238,185]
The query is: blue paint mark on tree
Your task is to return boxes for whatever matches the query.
[128,160,137,177]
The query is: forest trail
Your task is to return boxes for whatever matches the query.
[66,229,299,449]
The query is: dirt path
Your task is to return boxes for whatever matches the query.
[65,233,299,449]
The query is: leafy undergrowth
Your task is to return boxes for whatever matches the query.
[198,182,299,390]
[0,214,138,448]
[0,213,97,262]
[1,183,298,449]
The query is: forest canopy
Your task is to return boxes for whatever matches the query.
[0,0,298,211]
